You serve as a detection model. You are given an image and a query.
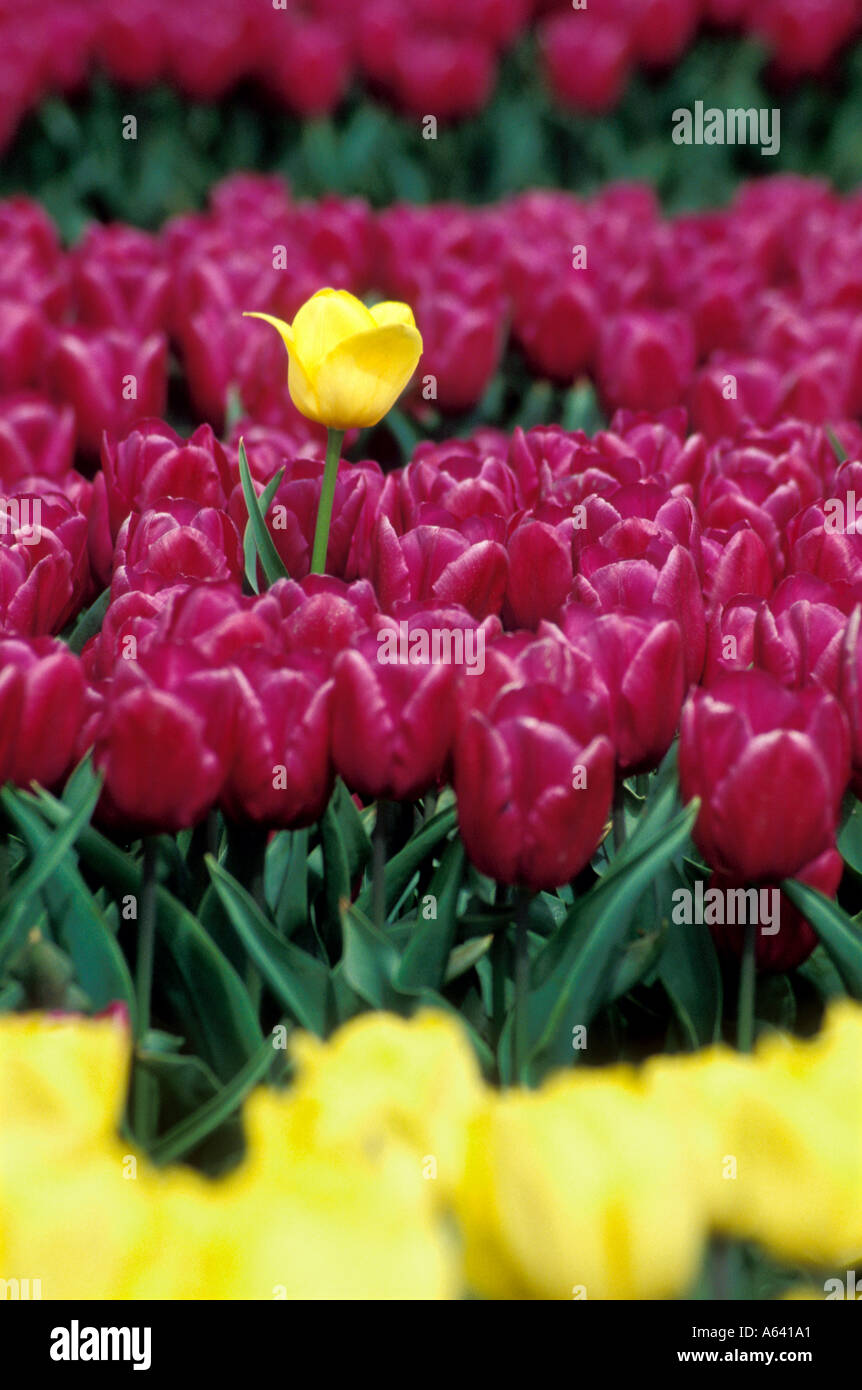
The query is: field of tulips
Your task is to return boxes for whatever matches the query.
[1,0,862,1320]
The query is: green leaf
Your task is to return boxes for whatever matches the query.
[443,933,493,985]
[243,464,284,594]
[1,792,135,1022]
[396,839,465,992]
[319,796,351,934]
[148,1038,275,1168]
[340,899,403,1010]
[826,426,849,465]
[838,796,862,877]
[609,928,667,1003]
[238,438,289,588]
[207,856,332,1034]
[328,778,373,884]
[781,878,862,997]
[65,587,110,655]
[354,804,457,920]
[0,774,102,965]
[267,828,309,938]
[658,910,723,1048]
[30,790,262,1080]
[521,799,700,1080]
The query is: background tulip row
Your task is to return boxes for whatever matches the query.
[8,9,862,232]
[0,0,856,156]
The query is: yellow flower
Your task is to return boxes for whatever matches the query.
[0,1012,128,1154]
[228,1089,459,1299]
[245,288,422,430]
[0,1012,459,1300]
[456,1067,706,1300]
[644,1002,862,1268]
[278,1009,484,1200]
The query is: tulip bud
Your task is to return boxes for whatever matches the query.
[680,670,850,882]
[455,681,614,891]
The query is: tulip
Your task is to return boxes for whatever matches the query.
[46,327,168,458]
[679,669,850,882]
[0,489,89,636]
[245,289,422,575]
[0,301,49,393]
[575,540,706,686]
[371,517,508,621]
[0,393,75,484]
[92,653,232,833]
[71,224,171,336]
[540,13,632,115]
[504,518,574,630]
[598,311,696,414]
[219,649,334,829]
[457,1068,704,1300]
[111,501,243,599]
[263,576,378,660]
[331,625,460,801]
[558,602,684,775]
[703,596,760,682]
[753,574,852,691]
[98,420,233,542]
[244,289,422,432]
[0,636,85,788]
[836,604,862,798]
[228,455,384,584]
[707,848,843,974]
[455,682,614,891]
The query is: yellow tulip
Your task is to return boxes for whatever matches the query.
[0,1012,459,1300]
[274,1010,485,1202]
[643,1003,862,1268]
[456,1068,707,1300]
[245,288,423,430]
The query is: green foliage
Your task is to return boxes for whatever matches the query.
[5,38,862,240]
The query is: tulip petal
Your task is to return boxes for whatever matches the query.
[315,323,423,430]
[244,310,324,422]
[290,289,376,369]
[242,310,295,354]
[369,301,418,330]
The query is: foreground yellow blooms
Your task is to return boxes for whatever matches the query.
[456,1068,706,1300]
[1,1004,861,1299]
[643,1003,862,1268]
[245,288,423,430]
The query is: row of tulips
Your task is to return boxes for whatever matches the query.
[0,0,853,150]
[6,390,862,973]
[14,174,862,443]
[3,1001,860,1298]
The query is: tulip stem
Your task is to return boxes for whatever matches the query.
[132,837,159,1146]
[311,428,345,575]
[372,801,390,930]
[737,918,757,1053]
[613,781,627,855]
[136,838,158,1039]
[513,893,532,1086]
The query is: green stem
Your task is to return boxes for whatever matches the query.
[513,893,532,1087]
[135,838,158,1039]
[132,838,159,1145]
[311,428,345,575]
[612,780,627,855]
[372,801,389,930]
[490,922,507,1076]
[225,822,268,1013]
[737,917,757,1054]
